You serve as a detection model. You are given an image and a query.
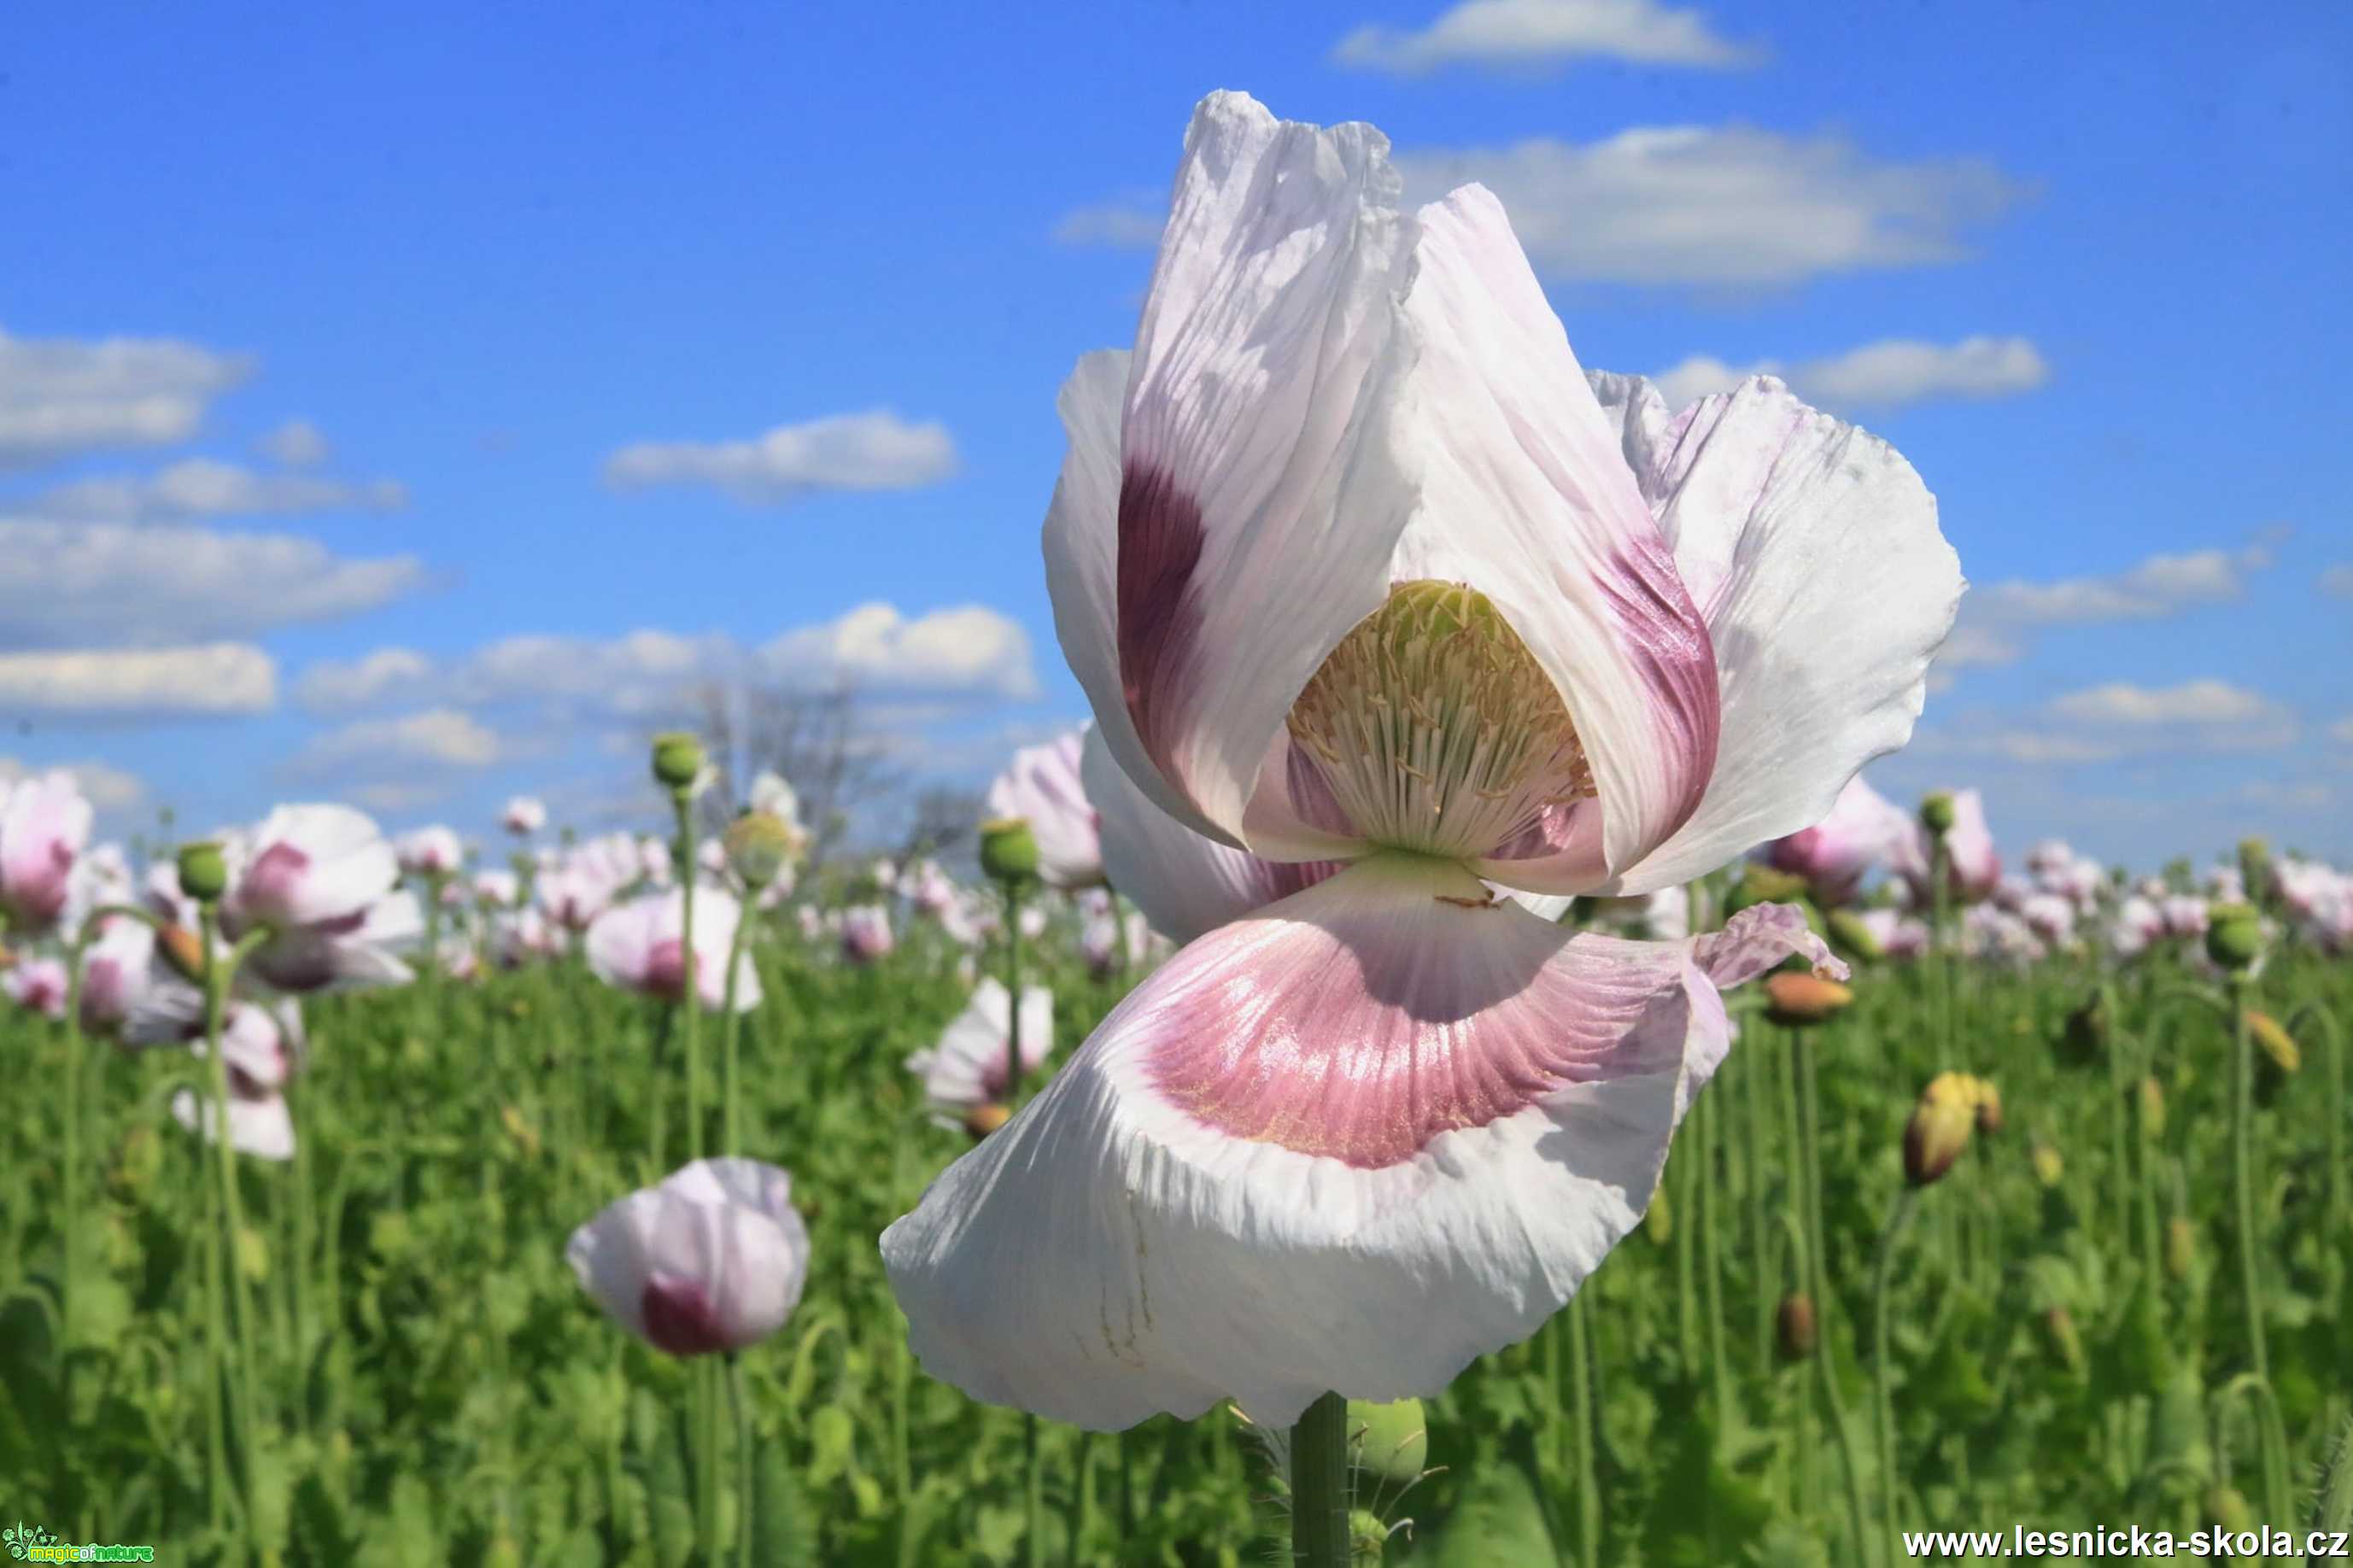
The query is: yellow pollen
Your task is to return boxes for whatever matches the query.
[1286,580,1594,858]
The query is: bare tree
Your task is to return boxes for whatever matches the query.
[687,679,907,870]
[895,785,985,867]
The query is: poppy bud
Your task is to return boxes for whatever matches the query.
[723,810,799,890]
[1905,1074,1977,1186]
[1973,1079,2004,1137]
[1644,1181,1672,1245]
[2205,1485,2254,1536]
[1764,972,1853,1027]
[1724,865,1808,916]
[1826,907,1882,963]
[2204,902,2262,972]
[157,922,207,983]
[964,1103,1012,1141]
[1776,1292,1817,1361]
[2138,1076,2166,1138]
[2031,1142,2063,1188]
[651,732,706,793]
[1349,1397,1428,1485]
[2237,837,2271,905]
[2166,1215,2196,1280]
[978,816,1040,886]
[177,840,229,904]
[1918,791,1957,837]
[2041,1306,2084,1375]
[2247,1011,2300,1076]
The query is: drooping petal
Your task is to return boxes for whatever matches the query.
[1085,725,1343,945]
[1584,373,1964,894]
[883,855,1830,1431]
[1390,188,1719,893]
[1053,92,1419,851]
[172,1087,296,1161]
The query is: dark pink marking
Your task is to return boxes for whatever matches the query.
[1144,887,1695,1167]
[641,1272,729,1356]
[1115,463,1206,779]
[1281,739,1361,840]
[644,938,692,1003]
[241,842,313,914]
[1594,538,1720,849]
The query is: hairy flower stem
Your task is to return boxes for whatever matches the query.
[1023,1412,1045,1568]
[1290,1391,1352,1568]
[201,911,271,1555]
[1568,1292,1600,1567]
[717,904,752,1156]
[2229,974,2268,1381]
[673,790,704,1160]
[728,1354,754,1568]
[60,930,87,1366]
[1700,1095,1733,1424]
[1871,1188,1921,1565]
[1002,880,1027,1103]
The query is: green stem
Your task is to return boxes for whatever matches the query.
[1872,1189,1921,1565]
[60,931,87,1360]
[200,909,270,1556]
[1568,1292,1599,1568]
[1024,1411,1045,1568]
[1289,1391,1351,1568]
[1796,1031,1871,1564]
[1002,880,1028,1103]
[1700,1095,1733,1424]
[676,790,704,1161]
[2229,976,2268,1380]
[729,1354,754,1568]
[718,888,754,1156]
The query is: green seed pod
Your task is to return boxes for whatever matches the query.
[176,840,229,903]
[2204,902,2263,972]
[723,809,801,889]
[2165,1215,2196,1280]
[650,731,706,792]
[2041,1305,2084,1376]
[1724,865,1808,916]
[1349,1507,1390,1562]
[1349,1398,1428,1487]
[977,816,1040,886]
[1776,1292,1817,1361]
[1918,791,1957,837]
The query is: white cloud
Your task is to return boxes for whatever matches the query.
[1057,124,2023,288]
[2328,715,2353,746]
[603,412,957,504]
[2050,678,2286,728]
[256,418,331,467]
[1933,623,2026,670]
[1651,335,2048,412]
[298,604,1039,719]
[0,756,147,811]
[1975,547,2262,628]
[0,326,253,470]
[2322,564,2353,598]
[1334,0,1763,74]
[758,603,1038,699]
[32,457,407,523]
[294,647,433,713]
[0,643,275,715]
[2239,781,2333,810]
[0,518,425,647]
[289,708,501,775]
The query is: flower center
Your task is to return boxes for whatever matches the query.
[1285,581,1594,860]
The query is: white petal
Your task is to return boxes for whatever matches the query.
[1585,373,1964,894]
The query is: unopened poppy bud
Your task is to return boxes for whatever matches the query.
[651,731,706,793]
[1918,791,1957,837]
[1826,907,1882,963]
[2237,837,2271,904]
[2166,1215,2196,1279]
[964,1102,1012,1141]
[1905,1075,1977,1186]
[723,810,798,889]
[2042,1306,2084,1374]
[158,923,207,982]
[2031,1142,2063,1188]
[1349,1510,1389,1560]
[1644,1181,1672,1245]
[1349,1397,1428,1485]
[1973,1079,2004,1137]
[2205,1485,2254,1536]
[1776,1292,1817,1361]
[1765,972,1853,1027]
[2247,1011,2300,1076]
[977,816,1040,886]
[177,840,229,904]
[1724,865,1808,916]
[2062,995,2108,1063]
[2204,902,2262,972]
[2138,1076,2166,1138]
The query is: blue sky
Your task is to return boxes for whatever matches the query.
[3,0,2348,869]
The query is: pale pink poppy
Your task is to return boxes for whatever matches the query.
[219,805,416,993]
[568,1158,811,1357]
[840,904,894,965]
[2159,894,2209,939]
[884,94,1955,1431]
[585,886,761,1012]
[986,732,1105,890]
[1888,788,2001,904]
[77,915,157,1034]
[5,955,68,1019]
[1763,775,1908,907]
[0,770,93,935]
[1858,906,1930,961]
[2108,895,2166,959]
[904,979,1053,1120]
[538,864,614,933]
[395,826,465,878]
[502,796,547,836]
[132,989,305,1162]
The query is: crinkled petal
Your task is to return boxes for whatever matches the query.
[1585,373,1963,894]
[884,855,1808,1431]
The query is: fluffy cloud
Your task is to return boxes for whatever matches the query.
[0,518,425,647]
[0,756,148,812]
[32,457,407,523]
[2322,564,2353,598]
[603,412,957,504]
[0,326,252,470]
[255,418,331,467]
[0,643,276,716]
[296,603,1039,717]
[2049,678,2287,728]
[1934,543,2274,677]
[1057,124,2023,287]
[1651,336,2048,412]
[288,708,502,775]
[1333,0,1763,73]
